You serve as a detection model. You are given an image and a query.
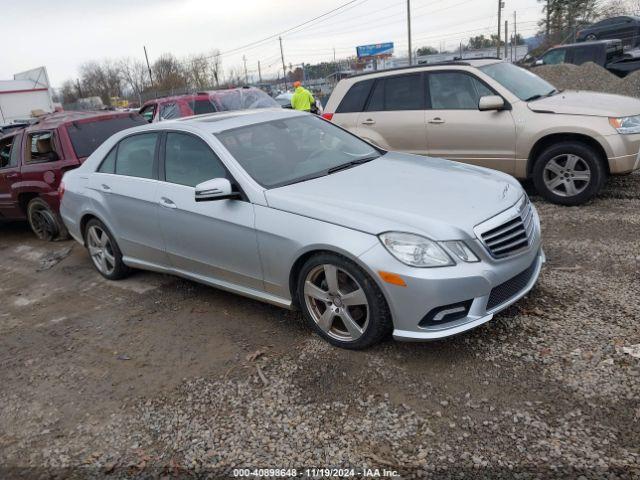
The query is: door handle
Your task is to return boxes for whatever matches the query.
[6,173,19,179]
[101,184,111,190]
[361,118,376,125]
[428,117,445,124]
[160,197,177,209]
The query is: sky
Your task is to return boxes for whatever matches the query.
[0,0,544,87]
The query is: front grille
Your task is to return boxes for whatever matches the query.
[480,198,535,258]
[486,259,538,310]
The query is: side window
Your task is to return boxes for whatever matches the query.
[189,99,217,115]
[428,72,493,110]
[335,79,374,113]
[140,104,156,123]
[384,74,422,110]
[164,132,227,187]
[366,80,384,111]
[97,146,117,173]
[26,131,59,163]
[9,134,22,167]
[160,103,181,120]
[0,136,14,168]
[115,133,158,179]
[572,47,594,65]
[542,49,566,65]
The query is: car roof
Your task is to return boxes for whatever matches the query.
[345,58,502,80]
[141,108,306,134]
[551,39,622,48]
[142,87,265,107]
[0,110,139,137]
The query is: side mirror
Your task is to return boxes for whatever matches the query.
[194,178,239,202]
[478,95,505,111]
[535,59,544,66]
[47,151,60,162]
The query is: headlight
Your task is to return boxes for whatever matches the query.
[442,241,480,263]
[379,232,454,267]
[609,115,640,134]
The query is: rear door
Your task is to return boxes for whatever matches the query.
[156,131,263,290]
[424,70,517,174]
[330,79,374,132]
[0,133,23,218]
[89,132,166,266]
[355,73,428,154]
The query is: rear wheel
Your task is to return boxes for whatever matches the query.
[532,141,606,206]
[296,253,392,349]
[585,33,598,41]
[84,219,130,280]
[27,197,68,241]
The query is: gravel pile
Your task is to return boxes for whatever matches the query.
[532,62,640,97]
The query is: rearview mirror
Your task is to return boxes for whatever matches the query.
[194,178,239,202]
[478,95,505,111]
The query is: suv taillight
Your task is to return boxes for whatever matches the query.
[321,112,334,121]
[58,181,65,200]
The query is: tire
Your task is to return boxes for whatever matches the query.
[27,197,69,241]
[296,252,392,349]
[84,218,130,280]
[532,141,606,206]
[585,33,598,41]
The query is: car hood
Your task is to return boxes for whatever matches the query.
[528,90,640,117]
[265,153,523,240]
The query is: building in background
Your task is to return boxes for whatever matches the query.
[0,67,54,124]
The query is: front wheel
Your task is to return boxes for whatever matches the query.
[532,141,606,206]
[296,253,392,349]
[585,33,598,41]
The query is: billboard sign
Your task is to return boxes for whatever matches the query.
[356,42,394,58]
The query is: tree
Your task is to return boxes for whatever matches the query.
[466,34,503,50]
[119,58,148,106]
[603,0,640,14]
[79,60,122,105]
[152,53,186,92]
[416,46,438,56]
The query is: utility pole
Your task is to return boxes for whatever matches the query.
[497,0,504,58]
[333,47,336,63]
[257,61,262,84]
[504,20,508,60]
[279,36,287,90]
[143,46,153,87]
[242,55,248,85]
[407,0,412,65]
[513,11,517,61]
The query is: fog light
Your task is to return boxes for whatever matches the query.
[419,300,472,327]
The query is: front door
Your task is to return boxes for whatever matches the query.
[424,71,517,174]
[355,73,428,155]
[0,133,23,219]
[156,131,263,290]
[89,132,166,266]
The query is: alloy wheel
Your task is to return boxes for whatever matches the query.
[87,225,116,275]
[543,154,592,197]
[303,264,369,342]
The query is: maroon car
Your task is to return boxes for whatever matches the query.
[139,87,279,122]
[0,111,146,240]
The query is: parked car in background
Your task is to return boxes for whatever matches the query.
[523,39,640,77]
[576,15,640,48]
[0,111,146,239]
[140,87,279,122]
[323,59,640,205]
[60,109,543,349]
[274,92,294,108]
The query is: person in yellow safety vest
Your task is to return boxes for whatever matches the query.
[291,81,316,112]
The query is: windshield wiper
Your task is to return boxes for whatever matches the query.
[525,94,544,102]
[327,156,377,175]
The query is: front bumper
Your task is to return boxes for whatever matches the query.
[604,132,640,174]
[357,208,544,341]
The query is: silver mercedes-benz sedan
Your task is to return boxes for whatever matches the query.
[60,108,544,349]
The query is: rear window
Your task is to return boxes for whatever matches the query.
[336,80,373,113]
[189,99,217,115]
[67,115,147,158]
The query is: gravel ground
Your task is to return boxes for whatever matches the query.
[0,172,639,479]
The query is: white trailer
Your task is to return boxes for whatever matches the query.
[0,66,54,124]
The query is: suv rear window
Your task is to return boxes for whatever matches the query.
[67,115,148,158]
[336,80,373,113]
[189,99,217,115]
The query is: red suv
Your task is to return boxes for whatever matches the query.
[139,87,279,122]
[0,111,146,240]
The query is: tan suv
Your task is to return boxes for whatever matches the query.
[323,59,640,205]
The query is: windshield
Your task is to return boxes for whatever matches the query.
[480,62,556,101]
[216,115,380,188]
